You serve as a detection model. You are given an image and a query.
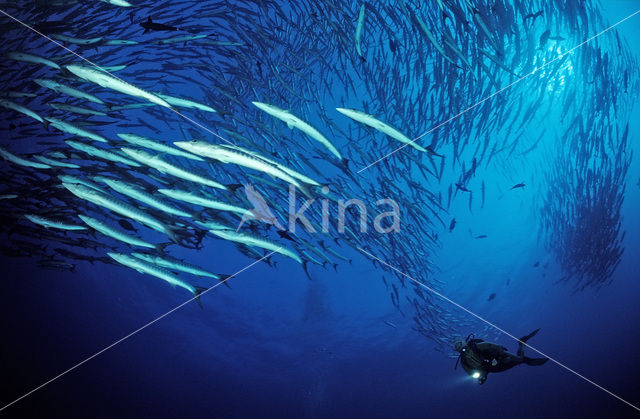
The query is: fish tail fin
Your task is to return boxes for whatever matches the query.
[155,242,172,253]
[194,286,207,309]
[301,261,312,280]
[192,209,207,223]
[217,274,232,288]
[298,184,313,199]
[225,183,243,192]
[165,226,180,244]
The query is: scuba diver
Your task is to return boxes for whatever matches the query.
[453,328,549,384]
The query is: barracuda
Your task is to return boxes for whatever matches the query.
[207,227,302,264]
[46,117,108,143]
[0,98,43,123]
[6,51,59,69]
[101,39,139,45]
[95,177,192,218]
[99,0,133,7]
[50,34,104,45]
[78,214,158,250]
[0,91,37,98]
[116,133,204,161]
[0,146,51,169]
[66,65,171,108]
[24,214,87,231]
[156,93,216,112]
[355,4,366,61]
[48,103,108,116]
[157,188,246,214]
[252,101,342,160]
[100,65,128,72]
[155,34,210,44]
[131,252,221,280]
[58,175,109,194]
[34,79,105,104]
[66,140,141,167]
[336,107,427,152]
[173,140,308,192]
[121,147,227,189]
[219,144,320,186]
[62,183,177,241]
[33,155,81,169]
[107,253,205,305]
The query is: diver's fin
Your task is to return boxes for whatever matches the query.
[519,328,541,343]
[194,286,207,309]
[524,357,548,366]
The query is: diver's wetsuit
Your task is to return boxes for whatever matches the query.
[457,329,548,384]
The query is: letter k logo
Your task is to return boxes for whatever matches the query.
[236,183,284,231]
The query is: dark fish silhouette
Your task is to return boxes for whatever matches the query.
[277,229,296,242]
[118,219,137,232]
[456,182,471,193]
[524,10,543,23]
[510,182,525,190]
[426,145,444,157]
[141,17,179,34]
[488,293,496,302]
[449,218,456,232]
[538,29,551,49]
[389,38,397,53]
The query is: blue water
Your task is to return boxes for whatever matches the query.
[1,1,640,418]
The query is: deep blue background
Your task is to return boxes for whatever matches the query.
[1,1,639,418]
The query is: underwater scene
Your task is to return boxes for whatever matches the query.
[1,0,639,417]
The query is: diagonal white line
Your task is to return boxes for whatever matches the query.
[356,246,640,412]
[0,249,281,412]
[357,8,640,173]
[0,8,235,147]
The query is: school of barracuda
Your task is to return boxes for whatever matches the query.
[0,1,637,348]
